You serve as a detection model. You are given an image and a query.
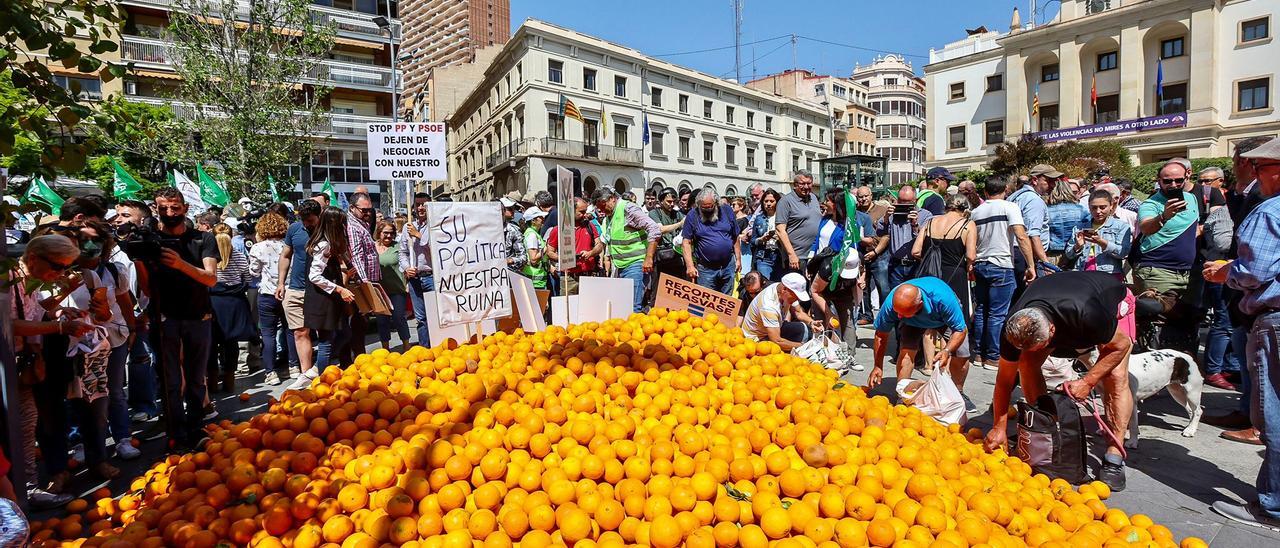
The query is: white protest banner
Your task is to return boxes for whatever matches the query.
[652,273,742,327]
[555,165,576,272]
[429,202,512,327]
[422,291,495,343]
[577,276,635,323]
[367,122,447,181]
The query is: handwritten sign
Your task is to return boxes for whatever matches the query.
[429,202,512,327]
[653,273,742,327]
[367,122,447,180]
[556,165,576,272]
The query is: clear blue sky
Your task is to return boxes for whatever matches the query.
[510,1,1059,79]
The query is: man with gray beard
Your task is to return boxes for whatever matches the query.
[681,188,741,294]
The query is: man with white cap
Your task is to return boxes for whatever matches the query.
[741,272,823,351]
[807,251,864,370]
[869,276,970,391]
[1204,136,1280,530]
[498,195,527,272]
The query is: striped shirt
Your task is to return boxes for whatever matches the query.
[216,248,251,286]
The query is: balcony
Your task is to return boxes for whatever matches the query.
[124,95,391,139]
[486,138,534,170]
[122,36,172,66]
[120,0,399,41]
[540,138,643,166]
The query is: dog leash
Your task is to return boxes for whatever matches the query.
[1062,382,1128,461]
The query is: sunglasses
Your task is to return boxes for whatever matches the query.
[1160,178,1186,185]
[41,254,76,272]
[1198,178,1220,183]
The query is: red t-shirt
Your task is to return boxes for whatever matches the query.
[547,222,600,274]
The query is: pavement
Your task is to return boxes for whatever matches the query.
[32,327,1280,546]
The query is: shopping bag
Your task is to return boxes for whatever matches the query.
[792,335,827,364]
[347,282,393,316]
[822,332,857,371]
[896,366,967,426]
[1016,391,1089,484]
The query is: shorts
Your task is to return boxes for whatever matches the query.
[898,324,971,358]
[283,288,307,330]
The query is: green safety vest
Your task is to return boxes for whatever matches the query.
[916,189,939,209]
[606,199,647,269]
[522,226,549,288]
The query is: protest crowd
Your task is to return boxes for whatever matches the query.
[4,134,1280,541]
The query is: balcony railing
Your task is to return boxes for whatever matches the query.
[124,94,391,137]
[122,35,172,65]
[486,138,534,170]
[120,0,400,41]
[541,138,643,165]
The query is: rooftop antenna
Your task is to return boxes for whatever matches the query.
[790,34,797,70]
[733,0,744,82]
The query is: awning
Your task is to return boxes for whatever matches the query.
[132,69,183,81]
[334,36,383,49]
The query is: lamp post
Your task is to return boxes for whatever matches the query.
[373,12,401,213]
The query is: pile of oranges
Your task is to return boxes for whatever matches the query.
[33,309,1207,547]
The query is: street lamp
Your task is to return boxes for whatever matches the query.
[374,11,404,212]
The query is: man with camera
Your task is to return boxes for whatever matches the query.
[870,185,933,288]
[1135,161,1201,352]
[145,188,219,451]
[110,201,159,423]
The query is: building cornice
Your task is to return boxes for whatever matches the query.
[922,46,1004,74]
[997,0,1215,48]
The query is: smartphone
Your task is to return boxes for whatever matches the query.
[1080,229,1098,238]
[1160,186,1183,200]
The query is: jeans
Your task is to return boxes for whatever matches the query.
[105,344,131,443]
[377,293,412,348]
[407,275,435,347]
[773,254,808,280]
[1204,283,1239,375]
[126,329,158,417]
[618,262,648,313]
[1237,323,1252,414]
[889,262,914,288]
[72,397,109,467]
[257,293,296,373]
[972,262,1016,362]
[314,329,338,370]
[37,335,72,475]
[1245,311,1280,520]
[695,262,736,295]
[861,255,890,321]
[754,251,777,282]
[157,317,211,444]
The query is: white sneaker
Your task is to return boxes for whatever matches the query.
[287,369,319,390]
[849,362,864,371]
[981,360,1001,371]
[264,371,282,385]
[116,440,141,460]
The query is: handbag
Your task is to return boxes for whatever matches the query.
[12,288,45,386]
[911,221,965,280]
[346,281,393,316]
[1015,391,1089,484]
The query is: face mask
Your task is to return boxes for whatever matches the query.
[159,214,184,228]
[80,240,103,259]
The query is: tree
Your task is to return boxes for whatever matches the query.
[2,0,126,174]
[989,136,1133,181]
[166,0,335,200]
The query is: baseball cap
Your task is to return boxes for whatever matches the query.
[1241,137,1280,161]
[498,197,521,209]
[839,253,861,280]
[781,272,810,301]
[523,209,548,221]
[926,166,955,181]
[1029,163,1064,178]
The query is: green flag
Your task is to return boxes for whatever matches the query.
[167,170,176,188]
[320,178,337,205]
[111,158,143,200]
[22,176,64,216]
[268,174,282,203]
[830,188,861,281]
[195,163,231,208]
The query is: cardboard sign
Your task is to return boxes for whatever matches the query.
[367,122,447,180]
[653,273,742,327]
[577,276,635,323]
[429,202,512,327]
[422,291,496,344]
[550,296,580,327]
[501,272,548,333]
[555,165,576,272]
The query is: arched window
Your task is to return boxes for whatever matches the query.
[614,177,630,193]
[725,184,739,197]
[583,176,599,197]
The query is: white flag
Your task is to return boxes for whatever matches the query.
[173,170,209,216]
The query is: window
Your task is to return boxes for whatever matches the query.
[726,106,735,124]
[1161,37,1184,59]
[986,74,1003,92]
[53,76,102,100]
[885,78,898,85]
[703,100,713,119]
[516,63,523,83]
[679,94,689,113]
[765,150,774,170]
[747,111,755,128]
[614,76,626,97]
[548,112,565,139]
[792,121,799,137]
[1243,18,1270,43]
[806,125,813,140]
[703,140,715,163]
[548,60,563,83]
[1096,94,1120,123]
[1041,63,1060,82]
[652,132,665,155]
[583,68,596,90]
[814,84,825,96]
[1160,82,1188,114]
[650,87,662,108]
[832,84,847,98]
[1239,78,1270,111]
[614,124,629,148]
[726,144,736,165]
[746,147,756,168]
[949,82,964,101]
[948,126,965,150]
[984,119,1005,145]
[1097,51,1117,72]
[1085,0,1111,15]
[679,136,691,159]
[791,154,800,172]
[1039,104,1060,131]
[765,116,773,132]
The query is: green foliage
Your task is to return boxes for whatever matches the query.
[953,168,993,184]
[1127,157,1235,195]
[989,137,1133,181]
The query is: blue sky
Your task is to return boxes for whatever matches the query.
[510,1,1059,79]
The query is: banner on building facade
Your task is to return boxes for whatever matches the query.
[428,202,512,327]
[367,122,447,181]
[653,274,742,327]
[556,165,576,273]
[1032,112,1187,143]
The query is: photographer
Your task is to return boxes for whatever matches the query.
[146,188,219,451]
[110,200,158,422]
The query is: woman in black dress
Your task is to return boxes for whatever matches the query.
[291,206,356,389]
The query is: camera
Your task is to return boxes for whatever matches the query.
[116,221,179,262]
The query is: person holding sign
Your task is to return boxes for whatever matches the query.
[521,209,551,289]
[741,272,823,351]
[398,193,433,347]
[681,189,741,295]
[592,188,661,313]
[546,197,604,296]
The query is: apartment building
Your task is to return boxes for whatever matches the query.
[744,70,878,157]
[445,20,831,201]
[925,0,1279,170]
[399,0,510,122]
[853,55,928,185]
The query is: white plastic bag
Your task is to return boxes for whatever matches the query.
[792,335,827,364]
[896,366,967,426]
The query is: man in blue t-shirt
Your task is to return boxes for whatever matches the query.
[869,276,971,390]
[681,189,741,294]
[1135,161,1200,351]
[276,199,322,387]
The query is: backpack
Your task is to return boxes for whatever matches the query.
[1015,392,1089,484]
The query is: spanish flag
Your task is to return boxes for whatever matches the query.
[559,94,584,123]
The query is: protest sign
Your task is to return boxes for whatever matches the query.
[653,273,742,327]
[422,291,495,344]
[367,122,447,180]
[500,272,548,333]
[556,165,576,272]
[577,276,635,323]
[550,296,580,327]
[429,202,512,327]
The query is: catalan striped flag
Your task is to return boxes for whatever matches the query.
[559,94,584,123]
[1032,84,1040,117]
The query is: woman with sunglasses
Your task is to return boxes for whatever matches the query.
[374,220,411,351]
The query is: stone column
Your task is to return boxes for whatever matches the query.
[1058,40,1083,127]
[1118,24,1144,119]
[1005,52,1028,135]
